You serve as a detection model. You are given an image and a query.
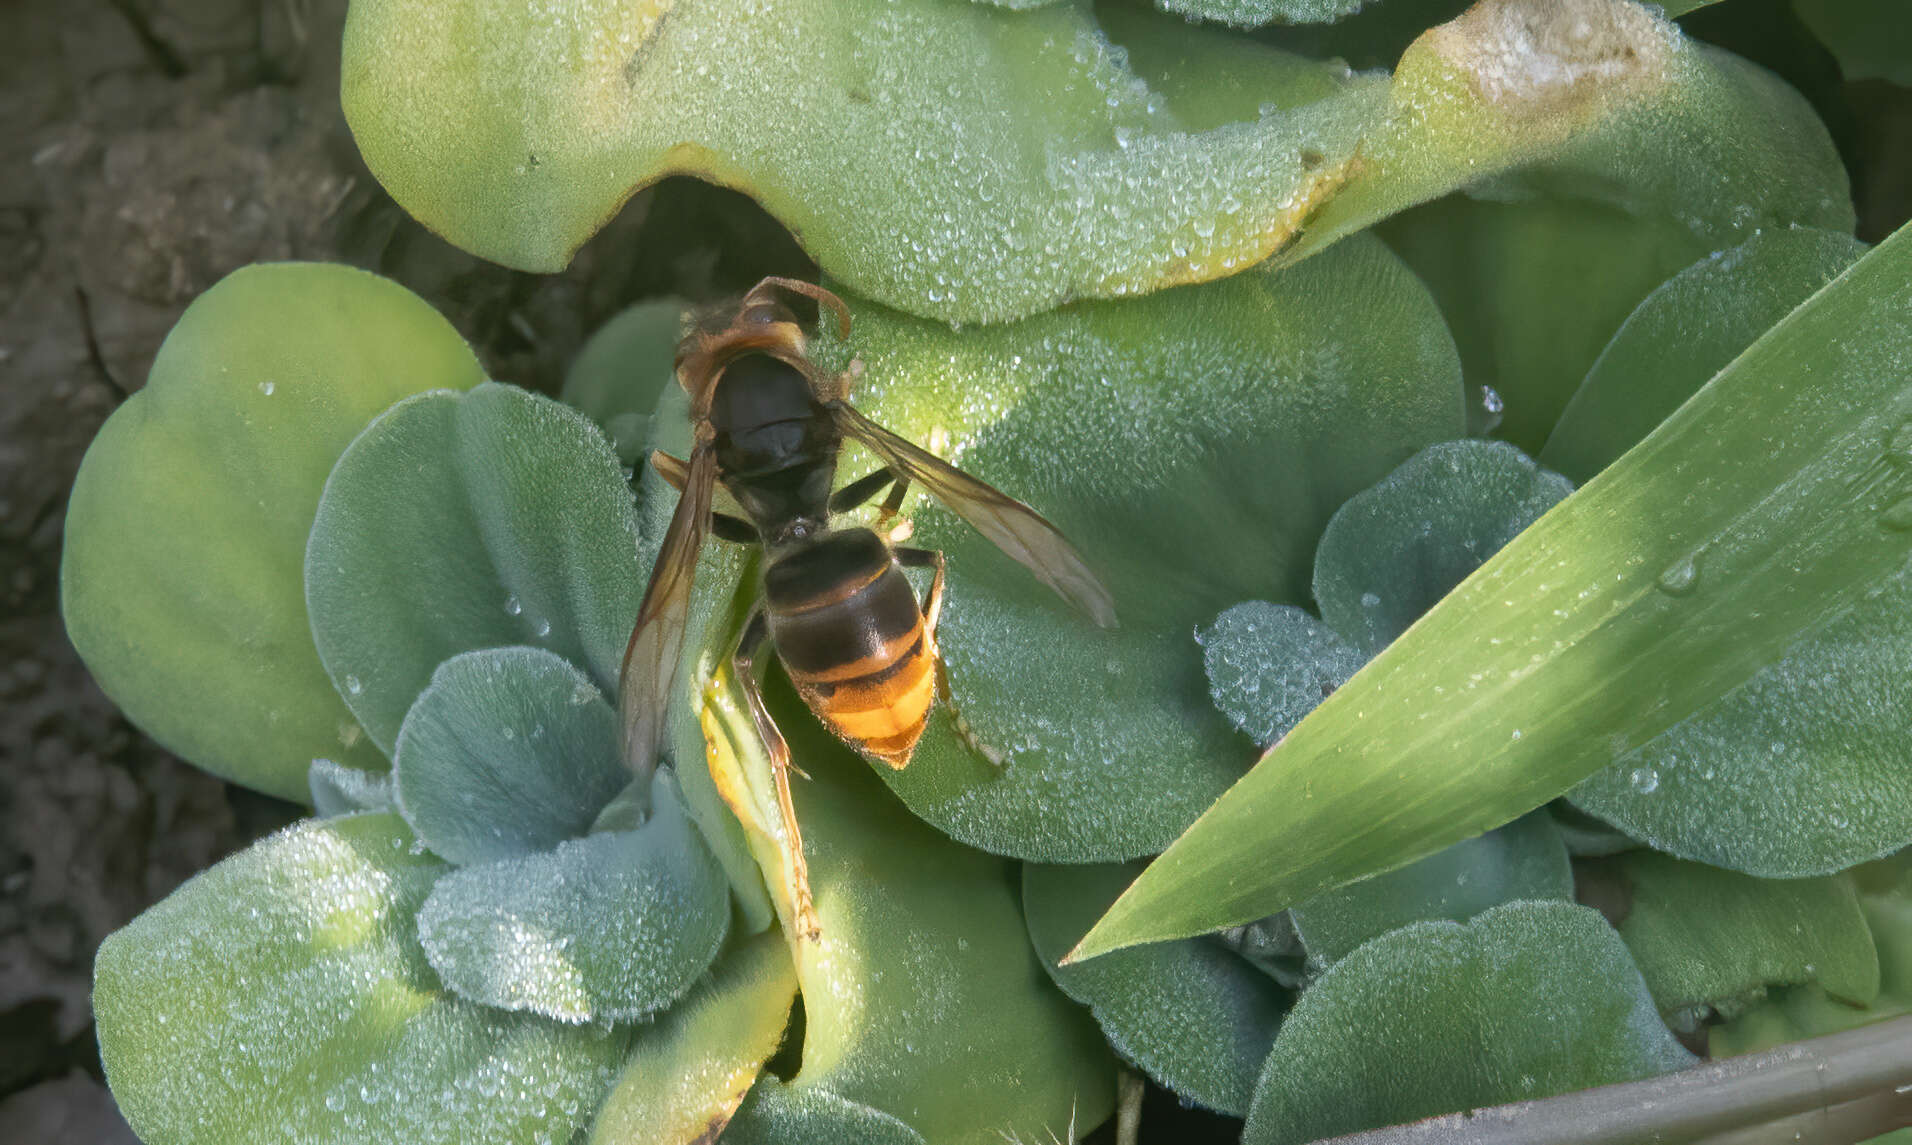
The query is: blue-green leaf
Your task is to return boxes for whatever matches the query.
[1201,602,1364,749]
[1024,861,1287,1116]
[415,773,728,1023]
[306,383,641,756]
[393,646,627,866]
[1242,902,1693,1145]
[1289,812,1572,967]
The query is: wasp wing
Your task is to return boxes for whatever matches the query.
[619,443,718,777]
[829,401,1116,627]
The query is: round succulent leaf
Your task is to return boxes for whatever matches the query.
[702,670,1117,1144]
[586,932,797,1145]
[721,1079,925,1145]
[308,758,394,818]
[561,298,686,466]
[1543,226,1868,483]
[343,0,1393,324]
[1313,440,1573,656]
[393,645,628,866]
[1547,801,1639,859]
[1587,850,1879,1016]
[306,382,642,757]
[1289,811,1573,967]
[810,236,1463,861]
[1024,861,1288,1116]
[61,263,483,800]
[94,813,627,1145]
[415,772,730,1024]
[1711,864,1912,1060]
[1241,901,1694,1145]
[1572,564,1912,878]
[1201,601,1365,748]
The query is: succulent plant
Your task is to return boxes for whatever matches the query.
[62,0,1912,1141]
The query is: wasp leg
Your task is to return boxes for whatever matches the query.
[653,450,756,542]
[897,546,1005,771]
[734,608,820,942]
[830,466,897,512]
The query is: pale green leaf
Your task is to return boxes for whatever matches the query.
[61,264,483,800]
[587,932,798,1145]
[95,814,626,1145]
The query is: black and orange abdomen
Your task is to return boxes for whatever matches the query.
[763,529,934,768]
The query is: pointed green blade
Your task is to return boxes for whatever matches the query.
[1073,220,1912,961]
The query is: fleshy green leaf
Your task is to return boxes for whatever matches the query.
[1312,440,1573,654]
[1289,812,1572,966]
[393,646,628,866]
[1202,602,1365,748]
[343,0,1721,325]
[561,299,686,466]
[813,236,1462,861]
[308,758,393,817]
[1024,861,1287,1116]
[722,1080,924,1145]
[698,666,1117,1144]
[1240,902,1693,1145]
[61,263,483,800]
[1794,0,1912,86]
[1074,220,1912,960]
[587,931,798,1145]
[415,773,729,1023]
[1591,851,1879,1017]
[1543,226,1867,484]
[1278,0,1851,286]
[306,383,641,756]
[1711,855,1912,1059]
[1571,566,1912,877]
[96,813,626,1145]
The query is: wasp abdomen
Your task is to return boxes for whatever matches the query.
[765,528,935,768]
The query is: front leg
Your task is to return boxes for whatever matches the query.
[733,608,820,942]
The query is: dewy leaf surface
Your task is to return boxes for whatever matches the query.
[1074,222,1912,959]
[343,0,1722,325]
[393,646,628,866]
[61,263,483,800]
[95,813,626,1145]
[699,668,1116,1144]
[1591,851,1878,1016]
[812,236,1462,861]
[1543,226,1868,484]
[586,931,797,1145]
[721,1079,925,1145]
[1288,812,1572,966]
[1241,902,1693,1145]
[307,383,642,757]
[1024,861,1288,1116]
[1202,602,1366,749]
[415,773,730,1023]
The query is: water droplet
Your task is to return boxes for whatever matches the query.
[1657,554,1701,596]
[325,1093,347,1112]
[344,675,363,696]
[1629,767,1660,794]
[504,595,524,616]
[534,618,552,637]
[1510,728,1523,741]
[257,380,276,396]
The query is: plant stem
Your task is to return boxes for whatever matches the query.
[1315,1015,1912,1144]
